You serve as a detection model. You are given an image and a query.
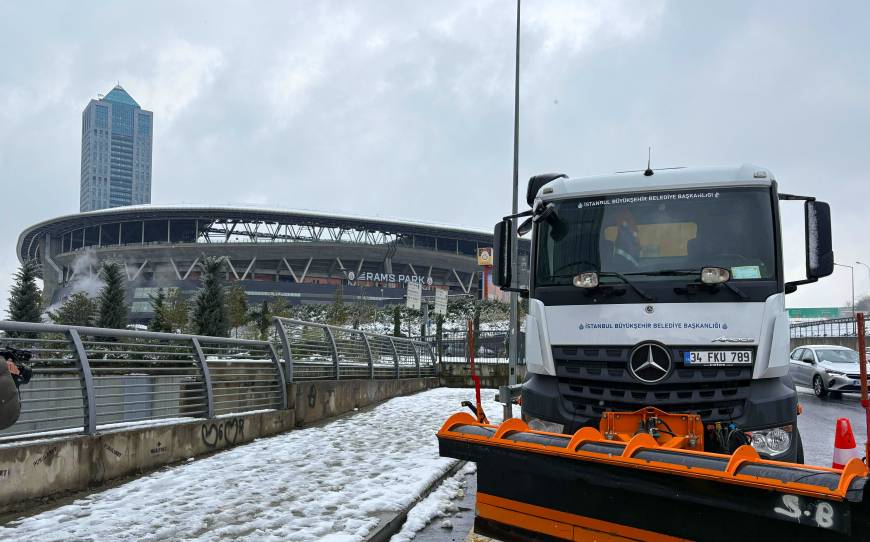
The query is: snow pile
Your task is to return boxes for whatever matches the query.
[389,462,476,542]
[0,388,502,541]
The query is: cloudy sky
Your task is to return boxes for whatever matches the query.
[1,0,869,313]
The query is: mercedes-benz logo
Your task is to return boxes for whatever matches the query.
[628,343,672,384]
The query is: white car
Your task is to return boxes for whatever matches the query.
[788,345,864,398]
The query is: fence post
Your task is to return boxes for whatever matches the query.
[413,341,421,378]
[428,344,439,377]
[267,343,289,410]
[324,325,340,380]
[389,337,400,379]
[273,318,293,383]
[190,337,215,418]
[361,332,374,380]
[67,329,96,435]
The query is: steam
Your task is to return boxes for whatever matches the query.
[42,250,106,320]
[67,250,105,298]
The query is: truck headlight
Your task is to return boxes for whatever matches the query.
[747,425,792,456]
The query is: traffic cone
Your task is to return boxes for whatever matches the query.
[832,417,862,469]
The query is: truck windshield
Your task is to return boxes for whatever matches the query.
[535,187,776,287]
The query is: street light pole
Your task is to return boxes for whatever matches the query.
[834,263,855,317]
[508,0,522,387]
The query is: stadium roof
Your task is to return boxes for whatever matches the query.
[17,204,502,262]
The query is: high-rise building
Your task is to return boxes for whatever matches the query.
[80,85,153,212]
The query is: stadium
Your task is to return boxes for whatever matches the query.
[17,205,529,323]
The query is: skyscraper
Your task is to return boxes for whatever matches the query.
[80,85,153,212]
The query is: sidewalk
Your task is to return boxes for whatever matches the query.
[0,387,501,542]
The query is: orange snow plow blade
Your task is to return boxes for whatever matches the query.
[438,412,870,541]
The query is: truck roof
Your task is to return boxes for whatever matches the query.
[538,164,775,201]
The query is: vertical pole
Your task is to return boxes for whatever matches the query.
[856,312,868,466]
[273,317,294,383]
[267,342,288,410]
[508,0,521,387]
[361,332,374,380]
[389,337,401,379]
[324,326,340,380]
[67,329,96,435]
[413,341,421,378]
[190,337,214,418]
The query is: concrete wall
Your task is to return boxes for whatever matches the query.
[0,409,294,515]
[0,377,438,514]
[288,377,439,426]
[438,362,527,388]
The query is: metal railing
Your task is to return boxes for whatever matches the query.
[274,317,437,380]
[790,317,869,339]
[424,330,526,364]
[0,321,286,440]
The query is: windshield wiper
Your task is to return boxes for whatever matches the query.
[635,269,750,300]
[598,272,656,302]
[549,270,655,301]
[623,269,699,277]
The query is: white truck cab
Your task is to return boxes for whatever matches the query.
[492,165,834,461]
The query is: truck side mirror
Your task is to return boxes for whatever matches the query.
[805,200,834,279]
[492,219,512,288]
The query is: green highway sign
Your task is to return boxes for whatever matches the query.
[787,307,841,319]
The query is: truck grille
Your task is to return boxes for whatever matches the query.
[553,345,753,422]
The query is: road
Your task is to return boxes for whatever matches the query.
[797,387,867,467]
[416,387,869,539]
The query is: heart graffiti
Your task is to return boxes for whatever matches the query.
[201,418,245,448]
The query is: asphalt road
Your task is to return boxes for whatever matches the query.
[796,386,867,467]
[417,388,869,539]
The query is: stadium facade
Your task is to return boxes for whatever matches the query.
[18,205,529,323]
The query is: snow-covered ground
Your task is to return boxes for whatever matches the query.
[0,388,502,542]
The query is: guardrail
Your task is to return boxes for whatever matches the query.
[273,318,436,380]
[790,316,869,339]
[0,321,286,440]
[424,330,526,364]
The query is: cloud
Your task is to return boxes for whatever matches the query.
[126,39,225,126]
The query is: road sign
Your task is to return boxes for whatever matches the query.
[787,307,841,319]
[477,247,493,266]
[434,289,448,316]
[406,282,422,310]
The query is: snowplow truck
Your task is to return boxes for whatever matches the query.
[438,165,870,540]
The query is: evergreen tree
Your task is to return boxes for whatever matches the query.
[392,305,402,337]
[48,292,97,326]
[163,288,189,333]
[326,285,348,325]
[96,262,128,329]
[249,300,272,341]
[7,260,42,323]
[148,288,171,332]
[226,283,249,337]
[192,257,229,337]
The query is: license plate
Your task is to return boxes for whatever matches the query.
[683,350,752,365]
